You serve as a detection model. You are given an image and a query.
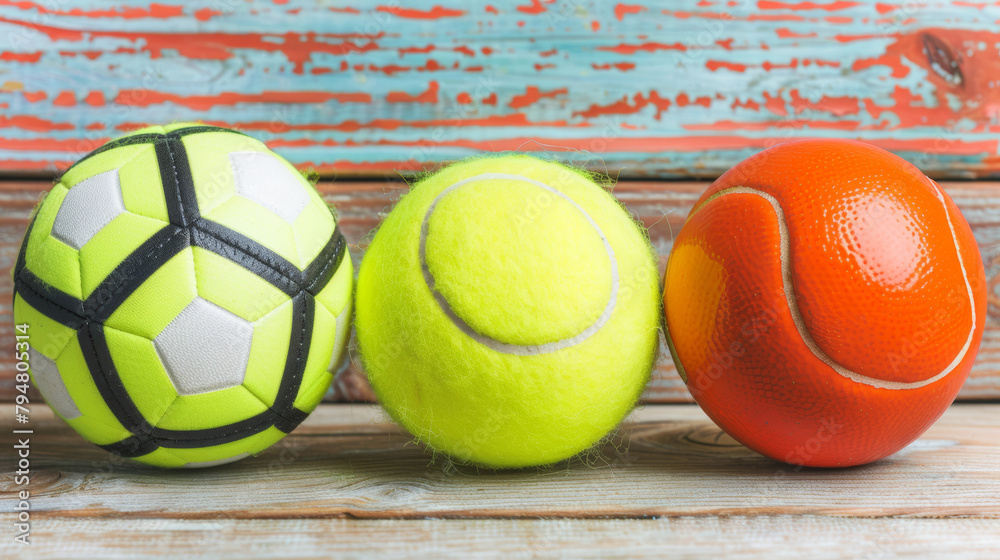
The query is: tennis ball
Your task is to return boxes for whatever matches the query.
[355,154,661,468]
[664,139,985,466]
[13,123,353,468]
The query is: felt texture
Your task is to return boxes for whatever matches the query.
[13,123,352,468]
[355,154,661,469]
[426,179,612,345]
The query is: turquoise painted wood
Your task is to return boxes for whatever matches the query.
[1,0,1000,177]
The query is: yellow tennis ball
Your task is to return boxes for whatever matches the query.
[355,154,661,468]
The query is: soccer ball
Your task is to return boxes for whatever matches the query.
[13,123,353,468]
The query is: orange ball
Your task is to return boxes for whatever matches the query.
[663,139,986,467]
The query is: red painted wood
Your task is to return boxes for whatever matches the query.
[2,2,1000,177]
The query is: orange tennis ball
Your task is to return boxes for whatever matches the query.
[664,139,986,467]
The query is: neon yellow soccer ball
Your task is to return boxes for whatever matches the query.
[13,123,353,468]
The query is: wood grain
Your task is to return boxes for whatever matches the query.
[4,517,1000,559]
[2,403,999,520]
[2,1,1000,178]
[4,179,1000,403]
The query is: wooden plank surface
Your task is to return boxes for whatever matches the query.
[3,403,1000,518]
[1,403,999,558]
[2,1,1000,178]
[3,179,1000,403]
[5,517,1000,559]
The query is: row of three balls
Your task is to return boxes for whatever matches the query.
[16,124,984,469]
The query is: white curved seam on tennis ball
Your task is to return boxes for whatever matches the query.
[419,172,619,356]
[926,179,978,379]
[692,186,973,390]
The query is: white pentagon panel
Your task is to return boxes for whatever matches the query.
[230,151,310,225]
[153,297,254,396]
[30,348,82,420]
[51,169,126,250]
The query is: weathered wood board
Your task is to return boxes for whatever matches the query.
[1,403,999,558]
[7,517,1000,559]
[3,179,1000,403]
[2,1,1000,177]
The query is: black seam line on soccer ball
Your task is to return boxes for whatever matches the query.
[79,323,152,437]
[12,180,343,331]
[156,137,199,228]
[16,128,334,458]
[15,224,319,454]
[166,125,252,139]
[89,228,191,322]
[92,295,314,457]
[14,133,344,325]
[271,293,313,415]
[13,220,87,326]
[62,125,250,175]
[11,221,87,327]
[16,218,345,329]
[99,407,309,456]
[64,134,164,174]
[157,124,347,296]
[98,434,160,458]
[13,226,191,330]
[303,231,347,294]
[151,294,314,441]
[95,130,326,454]
[15,271,86,328]
[97,409,305,456]
[78,273,316,456]
[191,220,347,297]
[156,126,253,226]
[125,294,312,449]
